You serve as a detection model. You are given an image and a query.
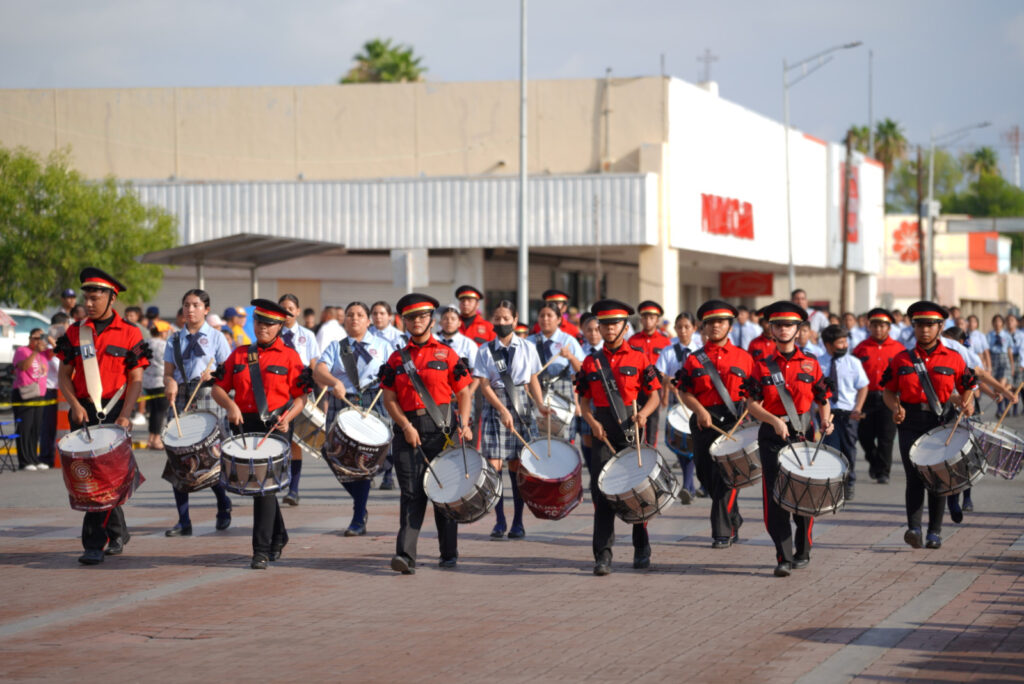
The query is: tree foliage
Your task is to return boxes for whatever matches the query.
[339,38,427,84]
[943,174,1024,217]
[0,145,177,311]
[961,145,1000,181]
[847,125,871,155]
[873,118,908,183]
[888,148,963,213]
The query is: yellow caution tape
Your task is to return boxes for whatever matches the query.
[1,393,165,409]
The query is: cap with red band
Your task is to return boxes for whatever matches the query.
[696,300,738,322]
[761,301,808,324]
[79,267,126,294]
[542,289,570,303]
[396,293,440,317]
[867,307,894,324]
[907,300,949,322]
[455,285,483,300]
[250,299,288,323]
[590,298,634,322]
[637,300,664,316]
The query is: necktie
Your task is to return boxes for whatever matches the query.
[283,329,296,350]
[829,357,840,406]
[543,339,554,362]
[440,337,453,348]
[737,326,744,349]
[183,332,205,360]
[353,340,372,364]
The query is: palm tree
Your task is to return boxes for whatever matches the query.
[847,125,871,155]
[962,146,1000,180]
[874,118,908,186]
[339,38,427,84]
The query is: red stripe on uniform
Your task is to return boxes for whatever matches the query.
[702,308,734,320]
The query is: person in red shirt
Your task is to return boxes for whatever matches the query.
[577,299,661,576]
[746,302,833,578]
[455,285,495,345]
[531,289,581,339]
[676,300,754,549]
[381,293,474,574]
[853,308,905,484]
[746,312,777,362]
[629,300,671,447]
[212,299,309,569]
[882,301,976,551]
[56,268,150,565]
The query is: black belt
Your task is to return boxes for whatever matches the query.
[406,406,449,417]
[832,408,851,416]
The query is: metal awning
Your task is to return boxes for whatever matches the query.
[140,233,345,269]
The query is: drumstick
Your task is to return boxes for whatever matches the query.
[787,442,805,470]
[337,391,361,411]
[809,429,828,466]
[416,445,443,489]
[707,422,738,441]
[994,381,1024,431]
[363,389,383,418]
[599,434,617,454]
[538,355,560,374]
[944,409,965,447]
[182,359,215,413]
[507,423,542,460]
[170,399,184,438]
[459,429,470,479]
[725,408,749,439]
[255,422,279,450]
[546,393,552,459]
[82,422,92,442]
[633,400,643,468]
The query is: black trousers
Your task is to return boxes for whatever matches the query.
[588,407,648,562]
[13,387,43,468]
[236,413,288,557]
[758,422,812,565]
[393,412,458,564]
[896,408,945,534]
[638,392,659,447]
[145,387,168,435]
[39,388,59,467]
[824,409,858,483]
[691,406,742,540]
[858,392,896,479]
[70,400,128,552]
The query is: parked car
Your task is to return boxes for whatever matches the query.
[0,308,51,403]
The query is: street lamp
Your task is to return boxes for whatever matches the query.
[783,41,862,295]
[925,121,991,300]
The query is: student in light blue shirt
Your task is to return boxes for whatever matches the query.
[818,325,868,500]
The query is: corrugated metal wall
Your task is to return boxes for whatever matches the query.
[130,173,658,250]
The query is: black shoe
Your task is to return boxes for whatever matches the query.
[844,483,855,501]
[948,497,963,524]
[438,557,458,569]
[215,511,232,531]
[677,488,692,505]
[633,546,651,569]
[165,523,193,537]
[792,557,810,569]
[594,559,612,576]
[379,476,395,491]
[251,555,268,570]
[269,536,288,561]
[696,487,708,498]
[283,492,299,506]
[490,523,507,539]
[344,512,368,537]
[507,523,525,539]
[878,475,889,484]
[962,498,974,513]
[904,528,923,549]
[78,549,105,565]
[711,537,732,549]
[105,532,130,556]
[774,562,792,577]
[925,532,942,549]
[391,555,414,575]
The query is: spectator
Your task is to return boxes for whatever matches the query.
[791,288,829,339]
[57,288,77,317]
[1008,314,1024,415]
[38,314,68,467]
[797,320,824,357]
[316,304,347,350]
[12,328,51,471]
[966,315,991,371]
[223,307,251,348]
[314,305,336,335]
[70,304,86,322]
[843,312,867,347]
[143,320,171,450]
[174,307,185,331]
[302,307,317,330]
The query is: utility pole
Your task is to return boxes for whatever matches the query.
[916,146,926,298]
[516,0,529,319]
[1004,125,1021,188]
[839,130,853,312]
[868,50,874,157]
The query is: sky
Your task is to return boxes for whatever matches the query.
[1,0,1022,178]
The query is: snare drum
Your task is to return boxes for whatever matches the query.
[323,408,392,483]
[161,411,224,492]
[517,438,583,520]
[291,401,327,459]
[424,446,502,523]
[709,425,762,489]
[219,433,291,495]
[909,424,986,495]
[969,422,1024,480]
[597,447,681,523]
[773,443,848,516]
[59,425,144,512]
[664,404,693,457]
[535,392,575,439]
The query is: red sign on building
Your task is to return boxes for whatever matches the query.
[839,163,859,244]
[720,271,773,297]
[701,194,754,240]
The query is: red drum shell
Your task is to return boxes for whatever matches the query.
[59,426,144,512]
[516,438,584,520]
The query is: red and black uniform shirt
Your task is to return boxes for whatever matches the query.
[852,335,906,391]
[380,337,472,412]
[628,330,672,369]
[675,340,753,407]
[216,338,306,414]
[882,343,975,405]
[459,312,495,345]
[576,343,661,407]
[746,334,776,362]
[55,311,150,401]
[750,347,830,417]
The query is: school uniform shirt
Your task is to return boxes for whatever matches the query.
[848,327,868,348]
[882,343,976,405]
[729,321,760,350]
[435,330,479,370]
[55,311,150,401]
[281,323,320,366]
[576,343,661,408]
[459,313,496,345]
[898,325,917,348]
[320,334,393,394]
[529,329,584,381]
[215,337,306,414]
[164,322,233,384]
[817,352,869,412]
[747,334,776,362]
[315,318,347,351]
[371,324,405,352]
[940,336,982,370]
[629,329,672,369]
[988,330,1012,358]
[379,337,472,412]
[676,340,753,408]
[655,340,698,381]
[581,340,603,356]
[1011,330,1024,357]
[474,336,542,388]
[852,335,905,392]
[801,341,825,358]
[967,329,988,353]
[751,348,829,418]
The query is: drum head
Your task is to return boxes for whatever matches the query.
[599,447,661,496]
[59,425,125,453]
[425,449,484,503]
[336,409,390,447]
[301,402,326,426]
[222,433,289,460]
[667,405,693,433]
[163,411,219,448]
[912,427,969,466]
[779,444,848,479]
[520,438,581,480]
[709,425,759,457]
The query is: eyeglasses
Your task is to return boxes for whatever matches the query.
[29,336,43,341]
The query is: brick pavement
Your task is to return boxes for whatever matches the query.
[0,408,1022,683]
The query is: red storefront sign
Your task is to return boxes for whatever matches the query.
[720,272,773,297]
[839,163,859,244]
[701,194,754,240]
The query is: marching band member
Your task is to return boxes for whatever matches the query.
[629,300,671,447]
[476,301,550,539]
[746,312,777,362]
[371,301,405,352]
[315,302,394,536]
[818,324,869,501]
[455,285,495,345]
[744,302,832,577]
[528,303,583,441]
[211,299,309,569]
[656,312,698,500]
[436,306,481,371]
[852,308,905,485]
[162,288,234,536]
[577,313,603,469]
[56,268,150,565]
[380,294,474,574]
[576,299,661,576]
[532,289,581,339]
[278,294,321,507]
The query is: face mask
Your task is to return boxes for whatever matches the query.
[833,348,848,358]
[494,323,515,338]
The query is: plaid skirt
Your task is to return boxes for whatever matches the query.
[481,385,538,461]
[326,388,392,429]
[991,353,1010,381]
[540,373,579,442]
[169,384,226,422]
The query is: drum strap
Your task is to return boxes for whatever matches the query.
[763,358,807,433]
[78,324,104,415]
[339,339,362,392]
[593,349,635,439]
[907,349,946,416]
[491,341,528,427]
[399,347,450,432]
[695,348,737,417]
[247,343,272,423]
[536,338,571,387]
[673,343,689,364]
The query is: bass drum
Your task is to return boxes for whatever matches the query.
[517,438,584,520]
[59,425,144,512]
